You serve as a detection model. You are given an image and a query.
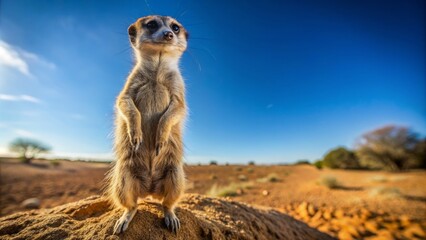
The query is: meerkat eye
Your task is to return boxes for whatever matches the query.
[171,24,180,33]
[146,21,158,31]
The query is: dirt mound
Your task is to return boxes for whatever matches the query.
[0,194,333,240]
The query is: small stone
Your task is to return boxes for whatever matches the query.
[338,229,354,240]
[334,209,345,218]
[359,208,371,220]
[403,223,426,239]
[344,225,360,238]
[307,203,316,216]
[399,215,411,227]
[21,198,40,209]
[364,220,379,233]
[318,224,330,233]
[236,188,244,195]
[262,190,269,196]
[382,222,399,231]
[297,202,310,219]
[323,210,332,220]
[311,211,323,221]
[376,229,394,240]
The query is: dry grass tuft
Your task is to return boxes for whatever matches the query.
[206,182,253,197]
[238,174,248,181]
[257,173,280,183]
[370,175,388,183]
[318,176,341,189]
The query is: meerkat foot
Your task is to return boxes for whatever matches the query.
[164,211,180,233]
[113,208,137,235]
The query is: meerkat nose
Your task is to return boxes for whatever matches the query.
[163,31,174,41]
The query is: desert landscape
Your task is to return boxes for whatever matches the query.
[1,158,425,239]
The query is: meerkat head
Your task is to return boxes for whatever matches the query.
[128,15,188,57]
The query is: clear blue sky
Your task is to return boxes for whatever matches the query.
[0,0,425,163]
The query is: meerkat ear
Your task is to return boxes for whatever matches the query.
[128,24,137,45]
[184,31,189,40]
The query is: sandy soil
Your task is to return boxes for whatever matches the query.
[1,159,425,239]
[0,194,332,240]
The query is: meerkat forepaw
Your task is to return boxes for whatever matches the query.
[164,212,180,233]
[128,129,143,151]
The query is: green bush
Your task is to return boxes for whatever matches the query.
[322,147,360,169]
[314,160,323,169]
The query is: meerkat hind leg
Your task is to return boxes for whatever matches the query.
[113,207,137,235]
[161,166,184,233]
[163,199,180,233]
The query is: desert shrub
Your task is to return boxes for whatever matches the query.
[235,167,243,171]
[318,176,340,189]
[369,187,402,198]
[247,167,254,173]
[356,126,424,171]
[9,138,51,164]
[248,161,255,166]
[210,174,218,180]
[257,173,280,183]
[370,175,388,183]
[238,174,248,181]
[322,147,360,169]
[313,160,323,169]
[50,159,61,167]
[206,182,253,197]
[209,160,218,166]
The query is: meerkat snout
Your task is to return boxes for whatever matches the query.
[163,31,174,41]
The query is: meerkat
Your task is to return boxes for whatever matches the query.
[106,15,188,234]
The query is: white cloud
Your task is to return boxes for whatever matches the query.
[70,113,86,120]
[14,129,36,138]
[0,40,56,78]
[0,94,41,103]
[0,40,31,77]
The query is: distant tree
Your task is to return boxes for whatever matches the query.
[355,125,423,171]
[294,159,311,165]
[9,138,51,164]
[414,139,426,168]
[248,161,255,166]
[209,160,218,165]
[322,147,360,169]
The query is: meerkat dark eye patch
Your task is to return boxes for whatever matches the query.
[128,24,137,45]
[146,20,158,32]
[171,24,180,33]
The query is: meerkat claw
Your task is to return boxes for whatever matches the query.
[134,141,140,151]
[165,213,180,233]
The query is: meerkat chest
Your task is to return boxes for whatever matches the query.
[135,81,171,115]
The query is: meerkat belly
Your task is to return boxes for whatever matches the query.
[136,82,171,145]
